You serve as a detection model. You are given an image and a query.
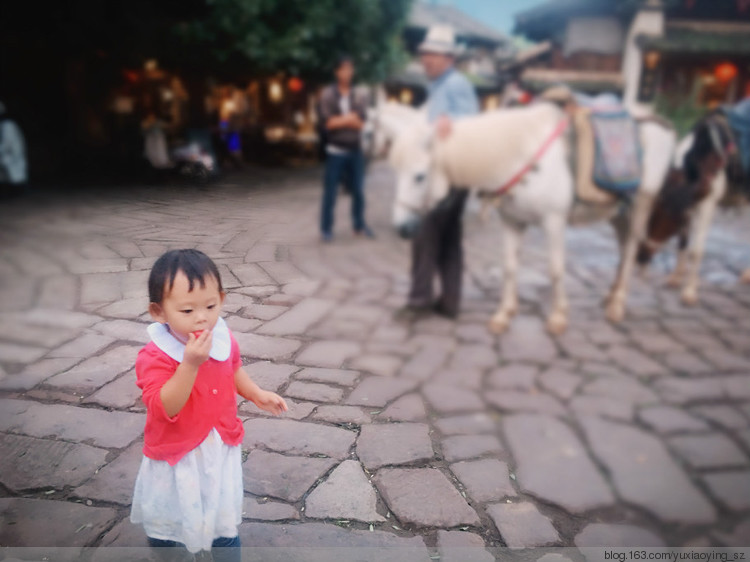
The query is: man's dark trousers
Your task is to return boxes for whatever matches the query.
[321,149,365,236]
[408,187,469,317]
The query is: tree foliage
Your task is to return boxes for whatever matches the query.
[174,0,413,82]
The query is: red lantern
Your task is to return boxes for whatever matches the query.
[715,62,738,83]
[288,77,304,92]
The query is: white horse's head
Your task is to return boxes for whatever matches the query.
[377,102,450,238]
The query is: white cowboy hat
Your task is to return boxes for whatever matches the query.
[418,25,458,56]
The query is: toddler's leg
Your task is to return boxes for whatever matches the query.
[211,535,241,562]
[147,537,195,562]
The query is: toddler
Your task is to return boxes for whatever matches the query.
[130,249,287,562]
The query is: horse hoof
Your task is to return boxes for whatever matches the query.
[546,314,567,336]
[681,288,698,306]
[488,316,510,335]
[741,269,750,284]
[605,302,625,324]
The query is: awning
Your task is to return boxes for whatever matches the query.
[638,28,750,56]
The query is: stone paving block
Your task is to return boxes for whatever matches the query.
[305,460,384,522]
[702,349,750,371]
[435,413,496,436]
[423,384,484,415]
[0,357,80,390]
[312,405,371,425]
[691,405,749,430]
[260,261,307,285]
[400,345,450,381]
[374,468,480,527]
[243,450,337,502]
[241,397,316,420]
[97,296,149,319]
[662,352,713,375]
[345,376,418,407]
[581,416,716,524]
[487,365,538,390]
[450,459,516,502]
[224,315,263,333]
[295,340,361,368]
[504,414,614,513]
[0,341,49,364]
[92,319,149,344]
[0,497,118,547]
[348,354,403,377]
[486,502,560,548]
[0,320,72,349]
[257,298,335,336]
[431,366,483,390]
[243,304,288,321]
[75,442,143,504]
[668,434,748,469]
[283,279,321,297]
[499,317,559,363]
[235,285,277,299]
[48,332,116,359]
[284,381,344,403]
[357,423,434,469]
[0,433,108,491]
[96,516,148,548]
[0,398,144,448]
[486,390,566,417]
[702,471,750,511]
[655,377,727,405]
[246,361,299,392]
[455,324,495,345]
[232,332,301,361]
[437,530,494,562]
[574,523,665,548]
[711,519,750,547]
[82,370,141,409]
[607,346,667,376]
[442,435,503,462]
[243,496,299,521]
[582,375,658,404]
[230,263,275,286]
[638,406,711,434]
[723,375,750,400]
[538,368,583,400]
[570,395,634,422]
[238,521,429,560]
[244,418,355,459]
[449,344,498,370]
[46,345,139,391]
[295,367,360,386]
[379,393,427,422]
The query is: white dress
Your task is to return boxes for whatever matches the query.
[130,318,243,553]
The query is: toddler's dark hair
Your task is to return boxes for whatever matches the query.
[148,249,223,304]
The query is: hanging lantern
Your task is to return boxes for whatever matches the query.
[288,77,304,93]
[715,62,738,83]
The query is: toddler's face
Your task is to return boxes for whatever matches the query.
[149,271,224,342]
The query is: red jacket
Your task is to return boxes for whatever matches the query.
[135,334,244,465]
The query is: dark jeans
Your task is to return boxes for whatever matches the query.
[408,188,469,317]
[321,149,366,235]
[148,535,240,562]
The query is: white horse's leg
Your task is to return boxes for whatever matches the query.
[680,195,719,305]
[606,190,656,323]
[666,233,689,288]
[742,268,750,284]
[489,219,524,334]
[543,214,569,335]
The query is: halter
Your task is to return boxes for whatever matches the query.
[491,118,569,196]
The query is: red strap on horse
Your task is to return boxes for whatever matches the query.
[493,118,569,196]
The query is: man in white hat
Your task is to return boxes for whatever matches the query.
[400,25,479,320]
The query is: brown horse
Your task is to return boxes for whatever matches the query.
[637,107,750,303]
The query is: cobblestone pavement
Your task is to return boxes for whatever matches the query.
[1,163,749,558]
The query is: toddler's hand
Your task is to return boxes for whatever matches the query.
[183,329,212,368]
[255,390,288,416]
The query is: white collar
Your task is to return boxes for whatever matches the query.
[147,316,232,362]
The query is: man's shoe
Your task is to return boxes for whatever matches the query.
[321,232,333,243]
[394,305,432,322]
[433,302,458,319]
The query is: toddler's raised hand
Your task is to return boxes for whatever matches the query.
[255,390,288,416]
[183,329,212,368]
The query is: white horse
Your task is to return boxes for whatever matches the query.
[378,100,676,334]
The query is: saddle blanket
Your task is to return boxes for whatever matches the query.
[590,109,642,194]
